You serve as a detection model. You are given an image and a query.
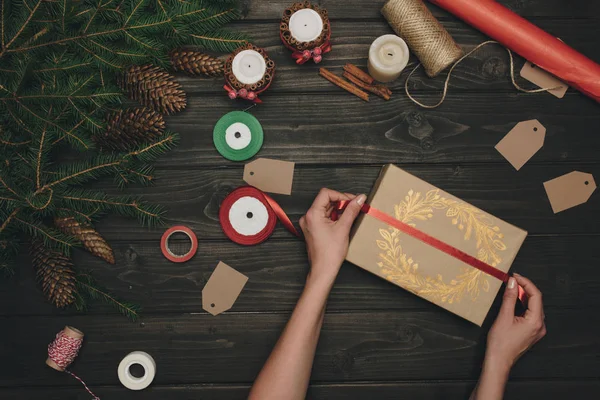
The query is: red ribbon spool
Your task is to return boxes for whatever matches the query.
[219,186,299,245]
[161,225,198,262]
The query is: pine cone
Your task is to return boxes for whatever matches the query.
[170,50,224,77]
[120,65,187,115]
[55,217,115,264]
[31,241,77,308]
[96,107,165,151]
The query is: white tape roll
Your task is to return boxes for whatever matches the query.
[225,122,252,150]
[117,351,156,390]
[228,196,269,236]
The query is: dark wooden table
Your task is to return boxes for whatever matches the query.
[2,1,600,398]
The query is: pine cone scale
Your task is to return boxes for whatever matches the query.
[97,107,165,151]
[55,217,115,265]
[31,241,77,308]
[120,65,186,115]
[170,50,224,77]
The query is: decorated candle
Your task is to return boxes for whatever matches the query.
[288,8,323,42]
[231,49,267,85]
[367,34,409,83]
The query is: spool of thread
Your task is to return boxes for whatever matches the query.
[381,0,463,78]
[117,351,157,390]
[47,326,100,399]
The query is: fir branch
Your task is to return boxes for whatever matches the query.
[44,158,124,188]
[13,217,76,254]
[0,208,19,235]
[77,273,140,320]
[0,0,44,56]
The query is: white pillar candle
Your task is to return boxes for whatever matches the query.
[231,49,267,85]
[367,34,409,83]
[289,8,323,42]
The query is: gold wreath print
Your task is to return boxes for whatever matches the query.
[376,189,507,304]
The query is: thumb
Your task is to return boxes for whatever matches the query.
[498,276,519,320]
[338,194,366,230]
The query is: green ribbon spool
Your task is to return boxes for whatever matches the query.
[213,111,263,161]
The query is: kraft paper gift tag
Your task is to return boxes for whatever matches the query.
[520,61,568,99]
[244,158,295,195]
[202,262,248,316]
[543,171,596,213]
[495,120,546,170]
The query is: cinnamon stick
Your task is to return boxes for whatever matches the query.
[319,68,369,102]
[343,71,392,100]
[343,64,374,85]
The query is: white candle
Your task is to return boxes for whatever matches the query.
[289,8,323,42]
[231,49,267,85]
[367,34,409,83]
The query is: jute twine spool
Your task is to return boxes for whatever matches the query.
[381,0,463,78]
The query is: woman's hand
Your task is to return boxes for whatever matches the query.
[471,274,546,400]
[485,273,547,372]
[299,188,366,287]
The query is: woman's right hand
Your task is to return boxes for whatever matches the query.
[484,273,547,371]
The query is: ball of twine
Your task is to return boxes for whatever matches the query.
[381,0,463,78]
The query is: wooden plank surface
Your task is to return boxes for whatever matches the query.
[2,309,599,387]
[3,381,599,400]
[0,235,596,316]
[3,0,600,398]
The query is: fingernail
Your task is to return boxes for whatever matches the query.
[513,272,521,277]
[508,277,516,289]
[356,194,366,205]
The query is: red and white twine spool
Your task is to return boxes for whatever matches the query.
[47,326,100,399]
[219,186,299,245]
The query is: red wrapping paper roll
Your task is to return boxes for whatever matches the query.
[429,0,600,103]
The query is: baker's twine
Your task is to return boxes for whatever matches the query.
[48,330,100,399]
[381,0,463,78]
[405,40,562,109]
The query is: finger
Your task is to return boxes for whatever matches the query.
[324,193,357,218]
[514,273,544,319]
[311,188,352,212]
[498,276,519,320]
[337,194,367,230]
[299,216,307,233]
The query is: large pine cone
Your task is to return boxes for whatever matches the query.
[31,241,77,308]
[55,217,115,265]
[120,65,187,115]
[97,107,165,151]
[170,50,224,77]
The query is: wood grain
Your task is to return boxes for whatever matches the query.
[79,165,600,240]
[1,310,598,387]
[0,235,597,316]
[180,20,600,93]
[240,0,600,19]
[2,381,599,400]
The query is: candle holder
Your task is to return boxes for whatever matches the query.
[280,2,331,64]
[224,43,275,103]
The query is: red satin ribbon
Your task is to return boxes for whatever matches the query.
[219,186,299,245]
[333,201,526,304]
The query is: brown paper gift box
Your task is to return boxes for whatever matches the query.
[347,164,527,326]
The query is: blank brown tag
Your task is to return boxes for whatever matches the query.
[202,262,248,316]
[495,120,546,170]
[543,171,596,213]
[244,158,295,195]
[520,61,568,98]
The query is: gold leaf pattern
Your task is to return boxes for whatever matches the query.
[377,189,507,304]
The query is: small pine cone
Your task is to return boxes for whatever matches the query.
[31,241,77,308]
[97,107,165,151]
[55,217,115,265]
[120,65,187,115]
[170,50,224,77]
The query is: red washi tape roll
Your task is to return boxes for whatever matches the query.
[219,187,278,245]
[161,226,198,262]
